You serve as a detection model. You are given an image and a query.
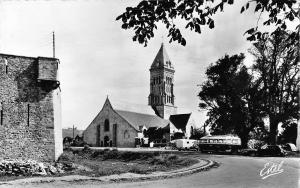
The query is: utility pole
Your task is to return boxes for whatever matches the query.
[73,125,75,139]
[52,31,55,58]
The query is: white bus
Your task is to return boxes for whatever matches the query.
[198,135,241,153]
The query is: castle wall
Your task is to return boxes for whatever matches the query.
[0,54,61,162]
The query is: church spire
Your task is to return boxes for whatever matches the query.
[150,43,174,70]
[148,44,177,119]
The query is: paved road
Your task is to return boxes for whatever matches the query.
[3,153,300,188]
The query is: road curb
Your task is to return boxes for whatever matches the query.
[0,158,217,186]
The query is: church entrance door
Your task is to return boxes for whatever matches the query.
[104,136,109,147]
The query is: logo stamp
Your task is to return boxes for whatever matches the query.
[260,161,284,179]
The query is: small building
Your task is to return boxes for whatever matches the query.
[169,113,196,140]
[0,53,62,162]
[83,98,169,147]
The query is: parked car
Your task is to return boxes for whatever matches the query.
[282,143,297,152]
[239,148,257,156]
[257,145,287,157]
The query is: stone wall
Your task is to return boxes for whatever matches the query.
[0,54,62,162]
[83,99,137,148]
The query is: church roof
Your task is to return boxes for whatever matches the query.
[115,110,170,131]
[110,99,156,116]
[151,43,174,70]
[169,113,191,131]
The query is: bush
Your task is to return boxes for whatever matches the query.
[58,151,75,162]
[150,155,166,165]
[129,166,148,174]
[91,150,104,158]
[167,154,178,161]
[102,149,120,160]
[153,151,160,156]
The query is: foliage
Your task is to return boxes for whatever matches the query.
[278,121,297,145]
[198,54,264,147]
[144,127,167,141]
[58,151,75,162]
[116,0,299,46]
[190,127,206,140]
[56,149,198,176]
[249,29,299,144]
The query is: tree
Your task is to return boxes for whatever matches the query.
[278,121,297,145]
[116,0,299,46]
[190,127,206,140]
[198,54,262,147]
[250,29,299,144]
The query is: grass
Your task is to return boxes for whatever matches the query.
[58,148,198,177]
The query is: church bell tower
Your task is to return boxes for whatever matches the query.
[148,43,177,119]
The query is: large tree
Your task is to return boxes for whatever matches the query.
[278,121,297,145]
[116,0,299,46]
[198,54,263,147]
[249,29,299,144]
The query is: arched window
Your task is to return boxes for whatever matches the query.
[104,119,109,132]
[124,130,130,139]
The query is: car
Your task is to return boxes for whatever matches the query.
[282,143,297,152]
[239,148,257,157]
[257,145,287,157]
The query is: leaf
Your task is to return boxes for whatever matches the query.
[244,27,256,35]
[220,3,224,12]
[116,15,123,21]
[209,20,214,29]
[240,6,245,13]
[228,0,234,5]
[288,14,294,21]
[121,23,128,29]
[195,24,201,33]
[246,35,256,41]
[246,2,249,9]
[132,35,137,41]
[181,38,186,46]
[255,4,261,12]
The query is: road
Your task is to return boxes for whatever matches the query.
[3,153,300,188]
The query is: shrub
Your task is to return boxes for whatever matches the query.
[167,154,178,161]
[150,155,166,165]
[129,166,148,174]
[91,151,101,158]
[153,151,160,156]
[103,149,120,160]
[58,151,75,162]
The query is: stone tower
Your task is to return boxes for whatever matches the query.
[0,54,63,162]
[148,43,177,119]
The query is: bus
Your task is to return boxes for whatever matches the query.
[198,135,241,153]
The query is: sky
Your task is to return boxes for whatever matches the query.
[0,0,261,130]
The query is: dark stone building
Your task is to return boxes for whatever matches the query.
[0,53,62,162]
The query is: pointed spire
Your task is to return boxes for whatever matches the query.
[151,43,174,70]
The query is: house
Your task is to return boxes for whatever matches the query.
[0,53,62,162]
[169,113,196,140]
[62,127,83,139]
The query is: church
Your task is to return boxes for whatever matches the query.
[83,44,196,147]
